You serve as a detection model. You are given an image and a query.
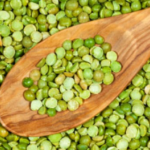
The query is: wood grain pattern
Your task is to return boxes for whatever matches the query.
[0,8,150,137]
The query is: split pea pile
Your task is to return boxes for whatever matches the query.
[22,35,122,116]
[0,0,150,149]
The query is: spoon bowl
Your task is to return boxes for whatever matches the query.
[0,8,150,137]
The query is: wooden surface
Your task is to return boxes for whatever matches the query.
[0,8,150,137]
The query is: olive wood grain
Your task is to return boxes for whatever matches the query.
[0,8,150,137]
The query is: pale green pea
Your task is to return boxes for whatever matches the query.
[112,135,122,145]
[91,144,99,150]
[138,118,149,128]
[31,100,42,111]
[132,104,144,116]
[83,6,92,14]
[70,63,79,73]
[55,74,65,85]
[109,99,119,109]
[126,124,138,138]
[3,46,15,59]
[40,8,47,15]
[45,98,57,108]
[56,105,62,112]
[146,95,150,107]
[63,77,75,90]
[40,140,52,150]
[41,64,48,75]
[60,85,66,93]
[38,0,46,7]
[11,20,23,31]
[57,24,66,30]
[10,0,22,10]
[102,66,111,73]
[27,144,38,150]
[132,74,144,86]
[111,61,122,72]
[53,93,62,100]
[46,53,56,66]
[30,31,42,43]
[29,2,39,10]
[47,14,57,24]
[77,69,84,79]
[73,97,83,105]
[106,51,117,61]
[2,36,12,46]
[24,24,36,36]
[112,12,122,16]
[8,11,15,20]
[113,1,120,10]
[79,62,91,69]
[89,83,102,94]
[119,89,131,99]
[53,60,62,68]
[80,90,91,99]
[87,125,98,137]
[42,32,50,40]
[73,50,78,56]
[36,89,43,100]
[143,148,149,150]
[50,28,59,35]
[143,64,150,72]
[78,128,88,136]
[91,59,99,70]
[66,62,73,72]
[83,68,93,79]
[73,38,84,49]
[116,139,128,150]
[122,135,131,142]
[63,90,74,101]
[0,11,10,20]
[37,58,46,68]
[56,11,66,20]
[12,31,23,42]
[105,1,114,10]
[48,88,59,97]
[55,47,66,59]
[144,84,150,94]
[72,57,82,63]
[108,147,118,150]
[96,140,105,146]
[60,137,71,149]
[78,46,90,57]
[38,106,47,115]
[53,1,59,8]
[92,136,104,142]
[139,124,147,137]
[63,40,72,50]
[8,142,18,148]
[130,89,142,100]
[109,114,119,123]
[0,24,11,37]
[101,59,111,67]
[117,119,128,127]
[68,99,79,111]
[91,46,104,60]
[82,54,93,64]
[48,133,62,143]
[103,72,114,85]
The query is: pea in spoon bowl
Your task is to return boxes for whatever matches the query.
[0,8,150,137]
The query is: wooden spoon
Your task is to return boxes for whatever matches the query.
[0,8,150,137]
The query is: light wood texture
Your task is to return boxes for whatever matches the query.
[0,8,150,137]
